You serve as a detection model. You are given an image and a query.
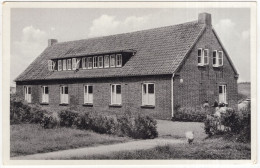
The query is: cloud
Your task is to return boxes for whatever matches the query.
[51,27,55,31]
[88,15,150,37]
[11,26,48,84]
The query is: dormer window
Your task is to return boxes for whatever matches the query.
[104,55,110,68]
[116,54,122,67]
[213,50,223,67]
[67,59,72,70]
[110,54,115,67]
[98,56,103,68]
[63,60,67,70]
[48,60,55,71]
[82,57,86,69]
[93,56,98,68]
[87,57,93,69]
[58,60,62,71]
[198,48,209,66]
[72,58,77,70]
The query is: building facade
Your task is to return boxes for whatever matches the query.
[15,13,238,120]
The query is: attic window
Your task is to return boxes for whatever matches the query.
[48,60,55,71]
[72,58,77,70]
[116,54,122,67]
[67,59,72,70]
[58,60,62,71]
[93,56,98,68]
[213,50,224,67]
[98,56,103,68]
[110,54,115,67]
[82,57,86,69]
[104,55,110,68]
[63,60,67,70]
[198,48,209,66]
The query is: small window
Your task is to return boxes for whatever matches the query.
[213,50,217,67]
[198,48,203,65]
[218,51,223,66]
[203,49,209,65]
[58,60,62,71]
[87,57,93,69]
[60,85,69,104]
[48,60,55,71]
[98,56,103,68]
[82,57,86,69]
[67,59,72,70]
[110,54,116,67]
[93,56,98,68]
[24,86,32,103]
[72,58,77,70]
[84,85,93,104]
[219,85,227,103]
[42,86,49,103]
[62,60,67,70]
[142,83,155,106]
[111,84,121,105]
[104,55,110,68]
[116,54,122,67]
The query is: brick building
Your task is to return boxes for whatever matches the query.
[15,13,238,120]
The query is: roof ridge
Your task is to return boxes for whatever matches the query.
[53,20,199,45]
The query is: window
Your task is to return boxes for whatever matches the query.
[62,60,67,70]
[111,84,121,105]
[142,83,155,106]
[60,86,69,104]
[116,54,122,67]
[58,60,62,71]
[84,85,93,104]
[198,48,202,65]
[110,54,115,67]
[219,85,227,103]
[24,86,32,103]
[72,58,77,70]
[82,57,86,69]
[203,49,209,65]
[42,86,49,103]
[104,55,110,68]
[93,56,98,68]
[218,51,223,66]
[67,59,72,70]
[87,57,93,69]
[98,56,103,68]
[48,60,55,71]
[213,50,217,67]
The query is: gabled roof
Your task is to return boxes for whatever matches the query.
[15,21,206,82]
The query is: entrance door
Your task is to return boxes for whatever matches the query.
[219,85,227,104]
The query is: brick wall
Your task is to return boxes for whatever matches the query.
[16,75,172,120]
[173,26,238,112]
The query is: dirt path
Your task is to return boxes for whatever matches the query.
[11,138,185,160]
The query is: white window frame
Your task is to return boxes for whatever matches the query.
[48,60,55,71]
[93,56,98,68]
[62,60,67,70]
[72,58,77,70]
[98,56,103,68]
[198,48,203,66]
[213,50,218,67]
[87,57,93,69]
[110,54,116,67]
[42,86,49,103]
[60,85,69,104]
[82,57,86,69]
[58,60,62,71]
[219,85,227,104]
[24,86,32,103]
[142,83,155,106]
[203,49,209,65]
[218,51,224,66]
[111,84,121,105]
[67,59,72,70]
[104,55,110,68]
[116,54,122,67]
[84,85,93,104]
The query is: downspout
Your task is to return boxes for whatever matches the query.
[171,73,175,118]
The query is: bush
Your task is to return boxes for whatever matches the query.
[59,110,79,127]
[174,107,207,122]
[10,100,33,124]
[133,115,158,139]
[41,113,60,129]
[117,115,134,137]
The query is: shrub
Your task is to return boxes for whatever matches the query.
[59,110,79,127]
[10,99,33,124]
[30,105,47,124]
[117,115,134,137]
[133,115,158,139]
[174,107,207,122]
[221,108,241,133]
[90,115,117,134]
[41,113,60,129]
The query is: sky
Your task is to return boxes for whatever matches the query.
[10,8,250,86]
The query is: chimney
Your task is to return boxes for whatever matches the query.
[198,13,211,26]
[48,39,58,47]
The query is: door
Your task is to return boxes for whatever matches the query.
[219,85,227,103]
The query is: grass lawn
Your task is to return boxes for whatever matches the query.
[73,137,250,160]
[10,124,130,157]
